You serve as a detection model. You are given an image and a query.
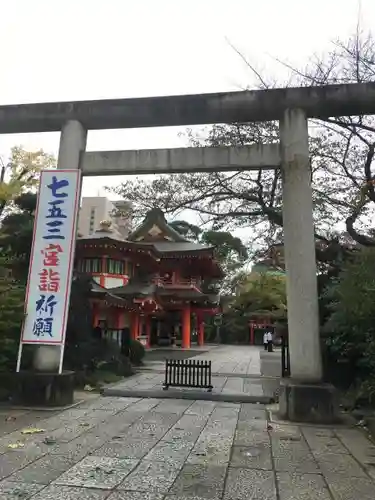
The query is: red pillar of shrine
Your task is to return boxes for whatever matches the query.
[131,313,139,340]
[197,314,205,346]
[92,303,99,328]
[250,322,255,345]
[145,315,151,348]
[182,305,191,349]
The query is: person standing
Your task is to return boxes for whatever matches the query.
[267,330,273,352]
[263,331,268,351]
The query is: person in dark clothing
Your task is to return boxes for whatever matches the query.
[121,327,131,357]
[267,331,274,352]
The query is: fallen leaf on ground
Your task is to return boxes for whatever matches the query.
[8,442,25,449]
[21,428,45,435]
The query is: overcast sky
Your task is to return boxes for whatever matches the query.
[0,0,374,201]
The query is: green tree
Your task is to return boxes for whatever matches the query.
[0,193,37,281]
[0,255,25,371]
[233,271,287,320]
[218,271,287,345]
[322,247,375,400]
[63,273,95,371]
[0,147,55,219]
[109,31,375,263]
[169,219,248,292]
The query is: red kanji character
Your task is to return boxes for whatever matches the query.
[41,244,63,266]
[38,268,60,292]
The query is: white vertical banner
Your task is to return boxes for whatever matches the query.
[21,170,81,345]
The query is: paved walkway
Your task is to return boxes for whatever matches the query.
[122,345,276,399]
[1,345,374,498]
[145,345,262,375]
[0,397,375,499]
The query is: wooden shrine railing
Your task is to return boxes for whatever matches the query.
[163,359,213,391]
[152,277,200,288]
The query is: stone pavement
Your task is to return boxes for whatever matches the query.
[106,345,278,401]
[0,345,375,498]
[144,345,262,375]
[0,395,375,499]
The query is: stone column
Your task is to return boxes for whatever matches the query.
[278,109,337,424]
[181,305,191,349]
[280,108,322,382]
[33,120,87,372]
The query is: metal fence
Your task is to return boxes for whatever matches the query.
[281,336,291,377]
[163,359,213,391]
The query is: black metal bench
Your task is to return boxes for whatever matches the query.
[163,359,213,391]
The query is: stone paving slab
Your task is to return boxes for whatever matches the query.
[224,467,277,499]
[7,454,76,484]
[102,387,273,404]
[0,481,44,499]
[119,459,182,493]
[0,396,374,499]
[0,347,375,499]
[168,464,227,499]
[102,345,279,404]
[277,472,331,500]
[108,493,164,500]
[54,455,139,489]
[31,485,110,499]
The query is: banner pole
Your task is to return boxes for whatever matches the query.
[58,343,65,374]
[16,342,23,373]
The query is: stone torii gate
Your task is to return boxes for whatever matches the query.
[2,82,375,421]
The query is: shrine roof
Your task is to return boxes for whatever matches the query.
[104,280,219,304]
[88,279,134,308]
[90,280,107,293]
[128,208,187,243]
[77,209,217,256]
[157,288,203,298]
[78,233,124,242]
[140,241,214,253]
[109,282,157,296]
[158,289,218,303]
[76,235,213,255]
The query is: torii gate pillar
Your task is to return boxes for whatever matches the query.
[32,120,87,372]
[279,109,336,423]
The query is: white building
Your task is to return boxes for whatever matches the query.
[77,196,132,240]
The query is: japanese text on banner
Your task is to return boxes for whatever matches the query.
[33,176,69,338]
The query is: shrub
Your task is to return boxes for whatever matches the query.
[97,355,134,377]
[130,339,145,365]
[322,247,375,404]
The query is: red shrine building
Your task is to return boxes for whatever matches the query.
[74,208,223,348]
